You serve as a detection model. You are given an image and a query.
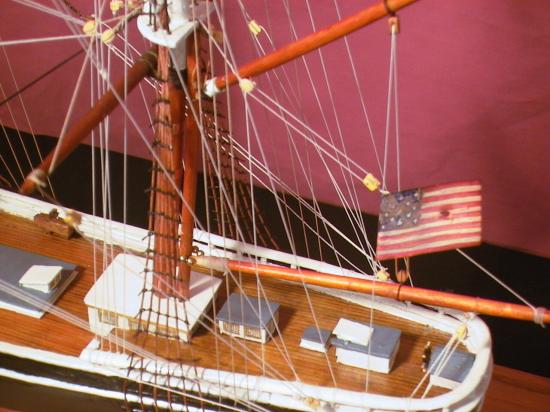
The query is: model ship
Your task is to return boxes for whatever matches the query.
[0,1,548,411]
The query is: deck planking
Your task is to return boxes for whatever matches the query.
[121,272,453,397]
[0,211,454,400]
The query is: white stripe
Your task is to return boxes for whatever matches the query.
[423,184,481,198]
[379,216,481,238]
[378,236,481,256]
[378,227,481,246]
[421,196,481,208]
[421,206,481,219]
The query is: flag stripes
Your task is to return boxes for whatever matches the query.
[376,181,482,260]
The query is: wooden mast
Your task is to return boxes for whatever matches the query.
[150,9,200,300]
[149,4,195,299]
[149,41,184,298]
[196,256,550,324]
[205,0,418,95]
[176,34,201,300]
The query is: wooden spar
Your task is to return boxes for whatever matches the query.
[176,34,202,299]
[207,0,418,93]
[19,47,158,195]
[195,256,550,324]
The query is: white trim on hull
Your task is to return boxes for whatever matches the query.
[0,325,491,412]
[80,319,492,411]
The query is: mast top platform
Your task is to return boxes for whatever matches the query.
[137,0,208,69]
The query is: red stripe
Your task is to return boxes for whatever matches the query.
[419,209,481,225]
[377,239,482,260]
[420,202,482,215]
[418,210,481,226]
[421,190,481,204]
[378,211,481,237]
[378,221,481,241]
[423,181,481,194]
[377,230,481,253]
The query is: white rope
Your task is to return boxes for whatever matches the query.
[303,0,369,245]
[332,0,383,176]
[0,100,26,181]
[0,34,92,47]
[49,39,94,174]
[393,31,401,192]
[204,3,231,402]
[0,33,58,199]
[382,29,397,191]
[457,248,544,327]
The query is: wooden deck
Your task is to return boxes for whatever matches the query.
[120,272,455,397]
[0,211,462,401]
[0,212,96,356]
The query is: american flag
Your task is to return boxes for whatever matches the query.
[376,181,482,260]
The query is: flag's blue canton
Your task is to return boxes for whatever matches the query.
[379,188,423,232]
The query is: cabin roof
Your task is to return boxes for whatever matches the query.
[217,293,280,329]
[333,318,373,345]
[84,254,143,316]
[301,326,331,345]
[428,345,475,383]
[19,265,62,287]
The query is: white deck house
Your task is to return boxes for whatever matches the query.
[331,319,401,374]
[299,326,332,353]
[217,293,280,343]
[84,253,222,342]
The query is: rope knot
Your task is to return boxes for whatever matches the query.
[533,307,546,328]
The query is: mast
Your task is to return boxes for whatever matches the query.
[139,1,201,300]
[176,34,201,299]
[149,39,185,298]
